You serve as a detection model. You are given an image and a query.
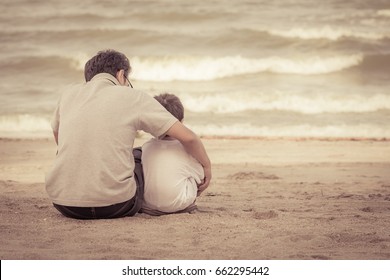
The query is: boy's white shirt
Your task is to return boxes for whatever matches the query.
[142,138,204,212]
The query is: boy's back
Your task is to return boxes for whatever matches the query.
[142,138,204,213]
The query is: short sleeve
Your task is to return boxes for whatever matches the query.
[138,94,178,138]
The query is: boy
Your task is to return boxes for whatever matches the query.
[141,93,205,215]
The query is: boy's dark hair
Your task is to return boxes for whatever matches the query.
[154,93,184,121]
[84,49,131,82]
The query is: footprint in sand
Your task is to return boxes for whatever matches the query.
[228,171,280,180]
[289,234,314,242]
[311,255,330,260]
[253,210,278,220]
[361,207,375,213]
[368,193,383,199]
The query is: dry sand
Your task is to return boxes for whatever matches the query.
[0,137,389,260]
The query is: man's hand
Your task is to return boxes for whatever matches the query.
[197,165,211,196]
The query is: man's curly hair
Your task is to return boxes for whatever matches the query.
[84,49,131,82]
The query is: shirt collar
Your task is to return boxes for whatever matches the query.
[90,73,120,85]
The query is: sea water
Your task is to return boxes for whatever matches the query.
[0,0,389,138]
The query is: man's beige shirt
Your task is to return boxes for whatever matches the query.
[45,73,177,207]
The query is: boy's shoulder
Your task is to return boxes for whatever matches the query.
[144,138,181,146]
[143,138,187,154]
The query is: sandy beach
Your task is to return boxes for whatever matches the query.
[0,137,389,260]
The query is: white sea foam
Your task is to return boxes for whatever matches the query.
[69,52,90,71]
[0,115,52,138]
[377,9,390,17]
[181,92,390,114]
[129,54,362,81]
[1,113,388,139]
[268,26,388,41]
[188,123,390,139]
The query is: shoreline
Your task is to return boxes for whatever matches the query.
[1,135,390,142]
[200,135,390,142]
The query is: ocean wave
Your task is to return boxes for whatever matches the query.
[130,54,363,81]
[187,123,390,139]
[17,52,361,81]
[6,53,366,81]
[267,26,389,41]
[1,114,388,139]
[67,52,390,80]
[1,54,88,74]
[5,52,390,82]
[377,9,390,17]
[181,92,390,114]
[0,115,52,137]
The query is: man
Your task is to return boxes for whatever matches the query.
[45,49,211,219]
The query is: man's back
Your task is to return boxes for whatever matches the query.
[46,73,177,207]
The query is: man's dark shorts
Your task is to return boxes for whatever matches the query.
[53,147,144,219]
